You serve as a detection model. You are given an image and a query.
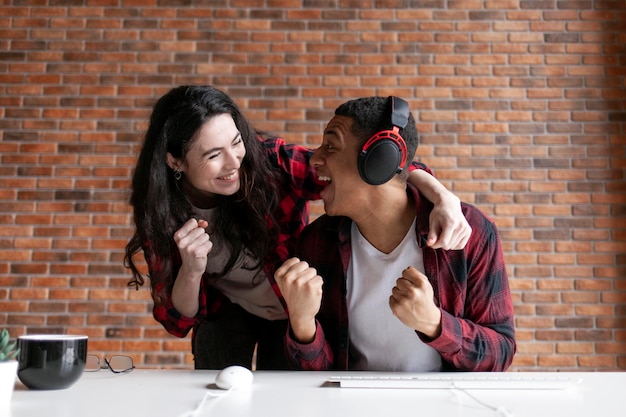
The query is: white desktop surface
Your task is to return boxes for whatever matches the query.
[9,370,625,417]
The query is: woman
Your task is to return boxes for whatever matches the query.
[124,85,469,370]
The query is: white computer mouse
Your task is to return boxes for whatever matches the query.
[215,365,254,390]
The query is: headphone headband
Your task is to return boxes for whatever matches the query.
[390,96,409,130]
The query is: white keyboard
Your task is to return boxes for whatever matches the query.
[328,374,583,390]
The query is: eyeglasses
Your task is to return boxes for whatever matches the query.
[85,354,135,373]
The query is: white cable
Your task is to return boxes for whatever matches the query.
[177,389,230,417]
[181,383,513,417]
[451,382,514,417]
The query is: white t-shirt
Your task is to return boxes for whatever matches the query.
[346,219,442,371]
[194,207,287,321]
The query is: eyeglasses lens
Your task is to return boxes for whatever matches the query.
[108,355,134,372]
[84,355,133,373]
[85,355,101,372]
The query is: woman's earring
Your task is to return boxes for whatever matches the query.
[174,170,182,181]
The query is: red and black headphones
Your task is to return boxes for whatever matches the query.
[357,96,410,185]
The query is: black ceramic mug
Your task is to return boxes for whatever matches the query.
[17,334,88,390]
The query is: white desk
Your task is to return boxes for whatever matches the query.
[9,370,625,417]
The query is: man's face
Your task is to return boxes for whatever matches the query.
[310,115,366,217]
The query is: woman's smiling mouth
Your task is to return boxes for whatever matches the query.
[218,171,239,181]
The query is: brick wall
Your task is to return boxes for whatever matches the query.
[0,0,624,371]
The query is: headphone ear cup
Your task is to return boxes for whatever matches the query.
[358,136,402,185]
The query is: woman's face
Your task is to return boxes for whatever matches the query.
[167,113,246,205]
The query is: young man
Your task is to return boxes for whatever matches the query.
[274,96,516,372]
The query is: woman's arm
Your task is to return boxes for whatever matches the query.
[171,218,212,317]
[271,136,471,250]
[407,169,471,250]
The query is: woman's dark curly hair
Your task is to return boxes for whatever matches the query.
[124,85,280,303]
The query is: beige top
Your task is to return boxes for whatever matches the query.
[194,207,287,321]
